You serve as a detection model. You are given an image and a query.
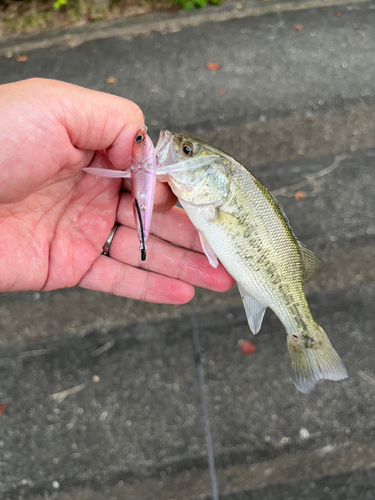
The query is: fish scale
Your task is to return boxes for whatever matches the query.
[156,130,348,393]
[196,164,310,333]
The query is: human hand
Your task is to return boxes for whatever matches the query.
[0,78,234,302]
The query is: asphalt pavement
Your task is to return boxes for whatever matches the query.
[1,0,375,498]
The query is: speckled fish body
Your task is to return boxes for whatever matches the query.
[155,130,347,393]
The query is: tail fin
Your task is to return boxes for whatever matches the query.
[287,326,347,393]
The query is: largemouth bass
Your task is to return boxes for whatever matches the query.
[156,130,347,393]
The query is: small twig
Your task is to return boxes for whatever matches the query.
[358,371,375,386]
[92,339,115,357]
[51,383,86,404]
[18,349,50,358]
[273,153,349,198]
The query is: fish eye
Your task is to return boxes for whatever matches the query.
[180,141,196,157]
[135,134,144,143]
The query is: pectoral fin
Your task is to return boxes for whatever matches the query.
[297,241,325,282]
[238,284,266,335]
[198,232,219,268]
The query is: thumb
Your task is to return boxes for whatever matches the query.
[44,79,145,168]
[15,78,145,168]
[0,79,144,203]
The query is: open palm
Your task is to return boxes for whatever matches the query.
[0,79,234,302]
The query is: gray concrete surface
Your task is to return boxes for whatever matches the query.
[1,1,375,499]
[0,0,372,56]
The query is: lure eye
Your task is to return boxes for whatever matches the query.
[135,134,144,143]
[181,141,196,157]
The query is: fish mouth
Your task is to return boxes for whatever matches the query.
[155,129,175,167]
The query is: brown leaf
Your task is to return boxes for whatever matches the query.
[354,24,361,30]
[333,11,341,16]
[237,340,256,355]
[106,76,117,84]
[294,190,308,200]
[235,2,243,8]
[294,24,303,32]
[0,402,10,415]
[16,55,28,62]
[219,89,226,95]
[206,62,222,71]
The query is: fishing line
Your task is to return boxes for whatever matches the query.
[134,198,146,261]
[190,300,219,500]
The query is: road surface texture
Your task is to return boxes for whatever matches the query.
[1,0,375,498]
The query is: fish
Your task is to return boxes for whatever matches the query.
[84,127,218,260]
[155,130,348,393]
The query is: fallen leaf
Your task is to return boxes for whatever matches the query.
[236,2,243,8]
[206,62,221,71]
[106,76,117,84]
[238,340,256,356]
[5,52,13,59]
[294,24,303,32]
[333,11,341,16]
[0,402,10,415]
[354,24,361,30]
[219,89,226,95]
[16,55,28,62]
[294,190,307,200]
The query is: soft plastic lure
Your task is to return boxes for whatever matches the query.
[83,127,218,260]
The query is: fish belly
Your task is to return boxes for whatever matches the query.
[180,198,314,337]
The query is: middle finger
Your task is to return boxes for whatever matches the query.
[109,224,234,293]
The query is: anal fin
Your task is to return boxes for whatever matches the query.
[238,284,266,335]
[199,231,219,268]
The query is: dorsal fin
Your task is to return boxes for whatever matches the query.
[297,241,325,283]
